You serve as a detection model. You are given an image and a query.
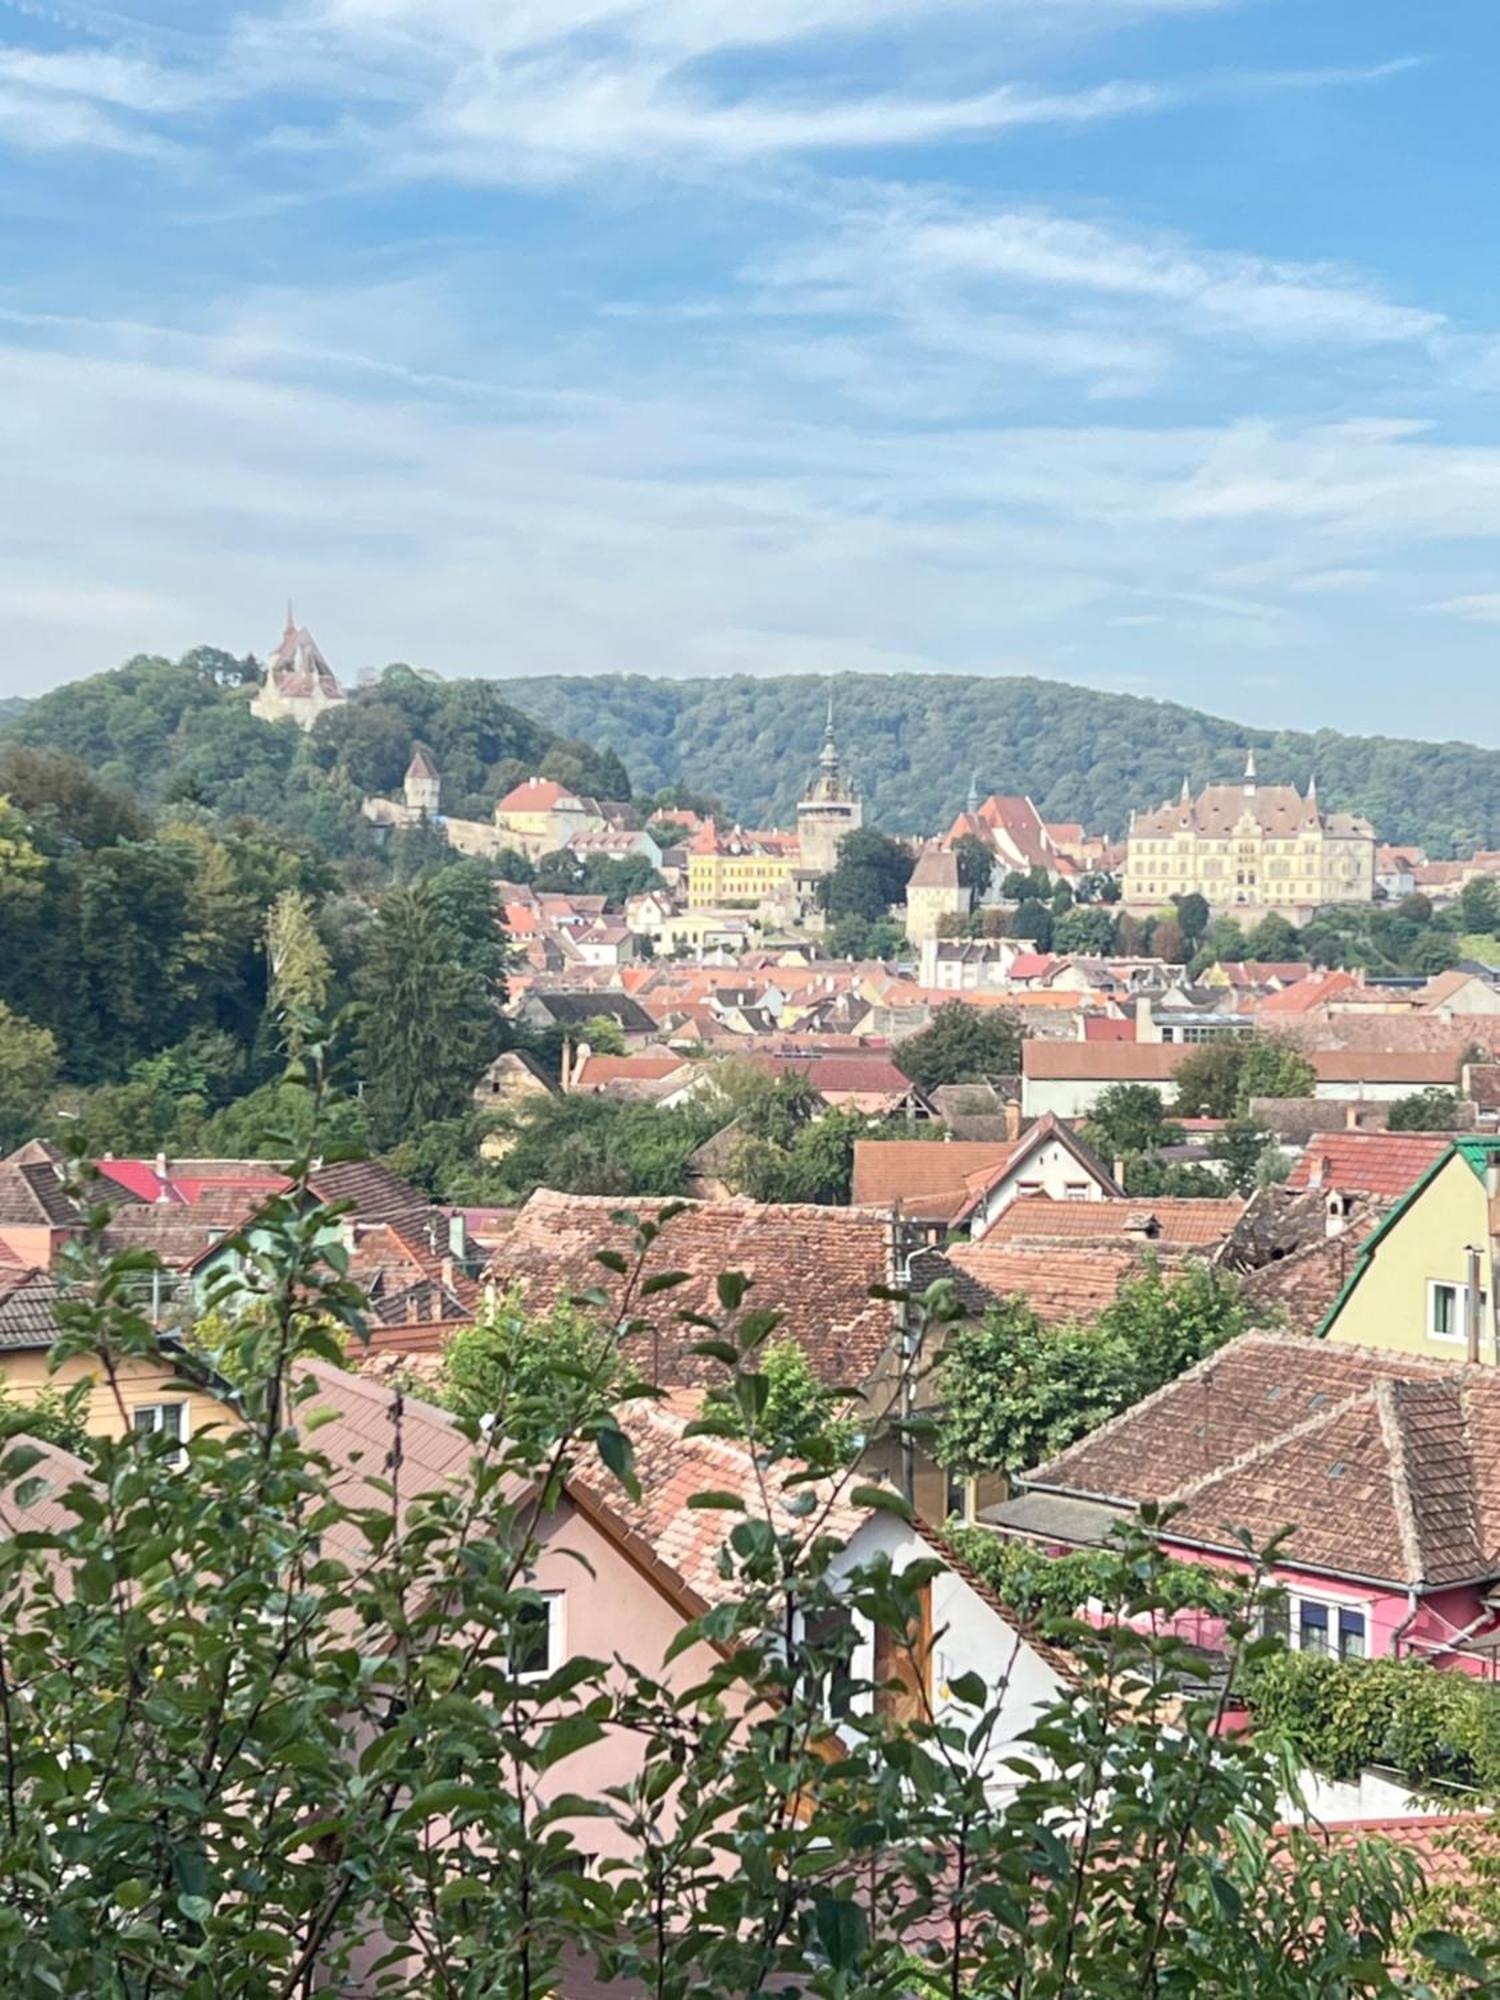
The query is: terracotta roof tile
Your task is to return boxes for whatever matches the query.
[1026,1332,1500,1589]
[1285,1132,1451,1198]
[483,1191,898,1390]
[984,1195,1245,1250]
[850,1140,1019,1216]
[944,1242,1149,1323]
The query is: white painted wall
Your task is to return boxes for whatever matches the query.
[965,1138,1111,1238]
[829,1513,1067,1802]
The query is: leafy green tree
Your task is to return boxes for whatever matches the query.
[0,1002,57,1151]
[1080,1082,1179,1160]
[819,827,914,922]
[356,880,504,1146]
[1175,890,1210,941]
[1000,865,1051,902]
[951,833,993,896]
[1011,898,1054,948]
[731,1106,870,1205]
[1388,1087,1464,1132]
[937,1259,1252,1475]
[1214,1116,1277,1194]
[1171,1039,1245,1118]
[0,796,44,909]
[0,1165,1434,1996]
[488,1092,721,1201]
[892,1001,1022,1091]
[1053,905,1116,954]
[440,1287,630,1451]
[1238,1038,1317,1104]
[1461,875,1500,935]
[578,1013,627,1056]
[1244,911,1301,960]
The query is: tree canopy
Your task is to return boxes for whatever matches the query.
[892,1001,1023,1092]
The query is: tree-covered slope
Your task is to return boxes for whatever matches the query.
[2,651,630,844]
[506,671,1500,855]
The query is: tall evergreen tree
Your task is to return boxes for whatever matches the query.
[356,881,503,1145]
[265,889,333,1055]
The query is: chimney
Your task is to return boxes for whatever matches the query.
[1344,1103,1359,1130]
[1113,1156,1127,1188]
[1487,1158,1500,1204]
[1134,994,1157,1044]
[448,1211,468,1262]
[1308,1152,1328,1190]
[154,1151,170,1201]
[1325,1192,1349,1240]
[1004,1098,1022,1143]
[440,1255,455,1293]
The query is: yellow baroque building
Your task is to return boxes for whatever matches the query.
[686,822,800,909]
[1122,754,1374,916]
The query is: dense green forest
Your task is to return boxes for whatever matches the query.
[11,651,1500,853]
[509,671,1500,855]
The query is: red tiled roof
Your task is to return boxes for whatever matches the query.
[1285,1132,1451,1197]
[1027,1331,1500,1589]
[1083,1016,1137,1042]
[482,1191,898,1390]
[984,1195,1245,1250]
[945,1243,1147,1322]
[850,1140,1019,1216]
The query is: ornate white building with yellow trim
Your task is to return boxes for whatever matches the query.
[1122,754,1375,917]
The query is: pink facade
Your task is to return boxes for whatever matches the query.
[1066,1533,1500,1680]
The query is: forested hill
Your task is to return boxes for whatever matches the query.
[508,672,1500,857]
[0,651,631,850]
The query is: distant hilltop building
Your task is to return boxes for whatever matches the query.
[362,748,443,834]
[492,777,607,860]
[250,606,346,731]
[1122,754,1375,917]
[796,699,862,874]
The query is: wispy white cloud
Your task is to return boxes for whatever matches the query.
[1431,594,1500,626]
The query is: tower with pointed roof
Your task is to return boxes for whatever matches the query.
[796,690,862,875]
[250,605,347,731]
[404,747,441,816]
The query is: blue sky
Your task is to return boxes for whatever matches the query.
[2,0,1499,739]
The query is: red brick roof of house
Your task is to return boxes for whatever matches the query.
[481,1190,899,1391]
[984,1195,1245,1250]
[1285,1132,1451,1197]
[1025,1331,1500,1589]
[942,1242,1160,1323]
[850,1139,1020,1216]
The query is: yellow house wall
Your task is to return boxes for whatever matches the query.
[1325,1153,1495,1359]
[0,1348,237,1441]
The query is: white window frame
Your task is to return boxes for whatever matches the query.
[510,1592,564,1682]
[1428,1278,1484,1343]
[131,1401,190,1461]
[1267,1588,1370,1660]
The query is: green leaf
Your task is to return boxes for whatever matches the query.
[594,1425,639,1500]
[813,1893,868,1972]
[685,1491,746,1512]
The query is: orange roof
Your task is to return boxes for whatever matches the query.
[1259,971,1365,1014]
[1023,1043,1187,1081]
[571,1054,690,1089]
[1285,1131,1450,1197]
[850,1139,1018,1216]
[497,777,576,812]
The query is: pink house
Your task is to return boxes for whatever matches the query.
[987,1331,1500,1677]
